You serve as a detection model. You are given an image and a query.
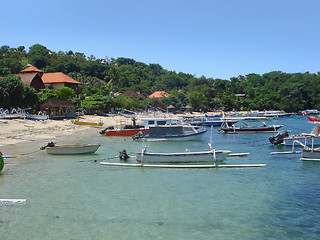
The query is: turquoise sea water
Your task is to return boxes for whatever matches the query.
[1,116,320,239]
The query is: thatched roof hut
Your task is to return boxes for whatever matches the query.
[41,99,75,108]
[123,90,145,99]
[41,99,76,119]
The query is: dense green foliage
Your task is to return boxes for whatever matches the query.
[1,44,319,112]
[0,75,38,109]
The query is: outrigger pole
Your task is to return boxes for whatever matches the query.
[100,162,266,168]
[270,140,305,155]
[209,125,217,165]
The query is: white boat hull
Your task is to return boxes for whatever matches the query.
[25,113,48,120]
[0,113,25,119]
[301,149,320,160]
[136,150,231,163]
[143,129,207,141]
[282,136,320,147]
[45,144,100,155]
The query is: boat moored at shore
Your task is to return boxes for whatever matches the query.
[269,123,320,147]
[40,142,100,155]
[133,125,207,141]
[136,149,231,163]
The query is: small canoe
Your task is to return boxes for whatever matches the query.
[71,119,103,126]
[221,124,283,133]
[25,112,48,120]
[42,143,100,155]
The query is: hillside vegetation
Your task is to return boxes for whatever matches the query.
[1,44,319,112]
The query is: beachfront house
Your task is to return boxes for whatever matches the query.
[17,65,82,93]
[40,99,76,119]
[41,72,82,93]
[148,91,170,99]
[15,65,45,90]
[122,90,145,99]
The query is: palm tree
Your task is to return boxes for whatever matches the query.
[105,66,121,91]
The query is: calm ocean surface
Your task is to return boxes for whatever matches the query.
[1,115,320,239]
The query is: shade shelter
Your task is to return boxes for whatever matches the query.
[167,104,175,113]
[41,99,76,119]
[182,105,192,113]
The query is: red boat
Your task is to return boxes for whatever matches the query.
[101,127,149,136]
[100,117,194,137]
[307,116,320,122]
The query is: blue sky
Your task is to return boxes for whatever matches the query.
[2,0,319,79]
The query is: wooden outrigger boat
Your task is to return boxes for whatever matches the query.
[40,142,100,155]
[71,119,103,126]
[269,123,320,147]
[271,135,320,162]
[100,162,266,168]
[220,122,282,133]
[25,112,49,120]
[100,117,181,137]
[100,118,147,136]
[136,145,231,163]
[132,125,207,141]
[300,135,320,161]
[0,108,25,119]
[190,115,239,127]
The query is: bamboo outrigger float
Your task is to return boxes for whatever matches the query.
[99,162,266,168]
[0,199,27,203]
[270,136,320,161]
[270,139,306,155]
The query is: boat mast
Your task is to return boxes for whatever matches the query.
[209,126,217,164]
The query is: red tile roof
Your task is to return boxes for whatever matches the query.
[42,72,82,84]
[149,91,170,98]
[21,65,44,73]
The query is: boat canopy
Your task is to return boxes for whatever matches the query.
[310,124,320,136]
[149,126,184,137]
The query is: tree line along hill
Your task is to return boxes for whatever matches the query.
[0,44,319,113]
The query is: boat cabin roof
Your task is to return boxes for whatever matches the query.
[140,117,181,128]
[310,123,320,136]
[149,126,184,137]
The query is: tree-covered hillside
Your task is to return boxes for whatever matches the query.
[1,44,319,112]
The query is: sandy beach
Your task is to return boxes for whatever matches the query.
[0,113,178,155]
[0,115,123,158]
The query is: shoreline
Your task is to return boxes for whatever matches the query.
[0,115,114,157]
[0,111,244,158]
